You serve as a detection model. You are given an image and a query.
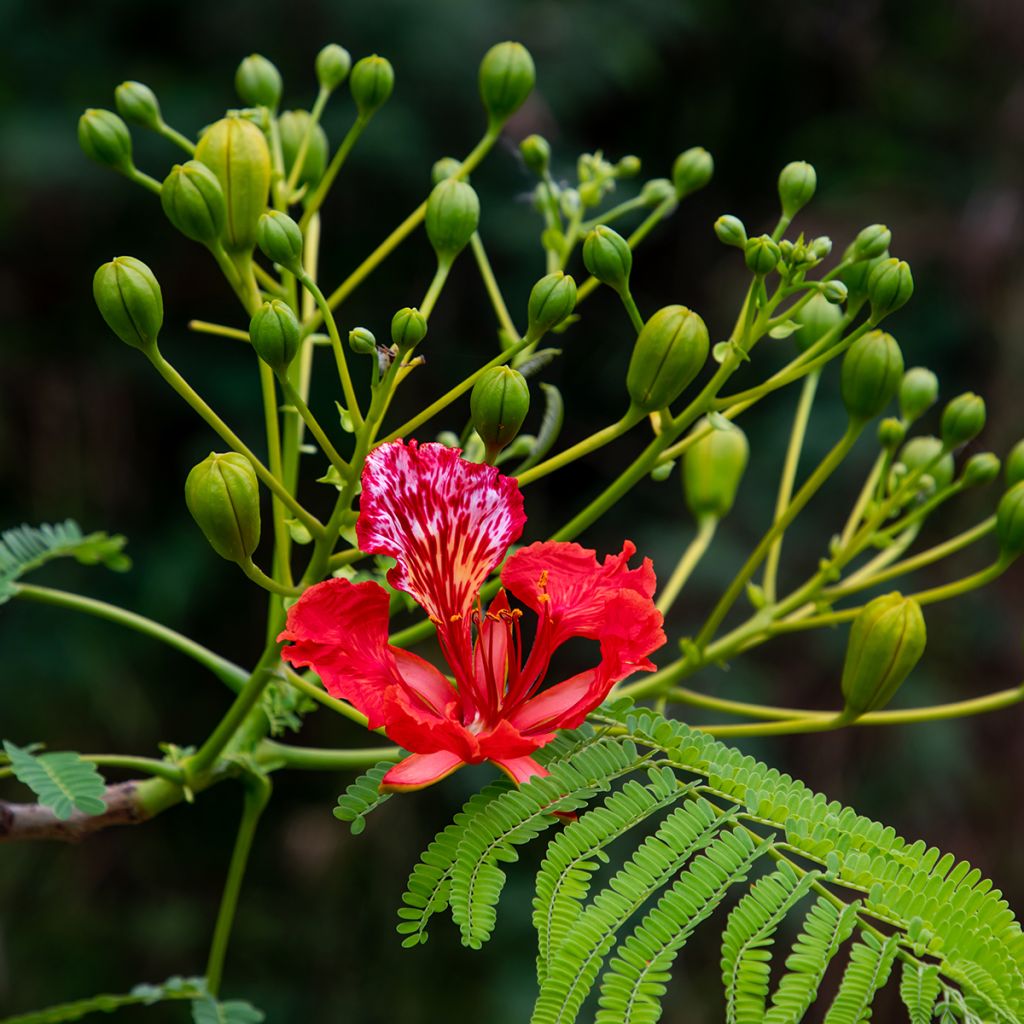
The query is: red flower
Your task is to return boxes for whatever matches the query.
[278,441,665,792]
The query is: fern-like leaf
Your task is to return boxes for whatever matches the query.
[3,741,107,819]
[899,962,941,1024]
[334,760,395,834]
[190,998,264,1024]
[0,977,205,1024]
[822,931,899,1023]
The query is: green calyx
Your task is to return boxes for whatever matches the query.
[895,436,955,494]
[840,330,904,422]
[92,256,163,351]
[683,417,749,522]
[185,452,262,563]
[743,234,781,276]
[249,299,301,371]
[425,178,480,261]
[350,55,395,117]
[940,391,986,448]
[527,272,577,336]
[714,215,747,248]
[478,41,535,124]
[279,110,329,191]
[997,481,1024,556]
[256,210,304,273]
[792,291,843,353]
[898,366,939,422]
[470,366,530,461]
[161,161,226,245]
[235,53,282,109]
[78,108,133,172]
[114,81,162,130]
[582,225,632,292]
[672,146,713,198]
[519,134,550,175]
[391,308,428,351]
[316,43,352,92]
[777,160,817,219]
[626,305,710,413]
[867,257,914,322]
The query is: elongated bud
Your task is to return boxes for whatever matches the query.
[822,280,848,305]
[78,109,133,172]
[316,44,352,91]
[683,417,749,522]
[114,81,161,130]
[582,226,632,293]
[997,482,1024,556]
[185,453,261,563]
[257,210,303,272]
[897,436,954,492]
[877,417,906,450]
[527,272,577,336]
[425,178,480,261]
[196,117,271,253]
[672,147,713,198]
[349,326,377,355]
[235,53,282,108]
[391,308,428,350]
[714,215,747,248]
[744,234,781,275]
[841,593,926,718]
[792,292,842,353]
[850,224,892,261]
[961,452,1000,488]
[840,330,904,422]
[778,160,816,219]
[479,42,535,124]
[161,161,226,245]
[279,110,328,190]
[898,367,938,422]
[940,392,986,448]
[627,305,709,412]
[641,178,675,206]
[93,257,162,351]
[471,366,530,461]
[868,257,914,322]
[1006,440,1024,487]
[350,55,394,117]
[250,299,300,371]
[520,134,550,175]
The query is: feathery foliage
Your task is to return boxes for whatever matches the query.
[0,977,205,1024]
[2,740,107,819]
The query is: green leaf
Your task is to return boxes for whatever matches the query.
[768,320,802,339]
[190,998,264,1024]
[513,382,564,474]
[0,976,205,1023]
[2,741,107,819]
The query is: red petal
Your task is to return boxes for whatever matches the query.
[393,648,459,718]
[357,441,526,623]
[492,755,548,786]
[380,750,466,792]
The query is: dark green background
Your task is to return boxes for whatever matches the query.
[2,0,1023,1020]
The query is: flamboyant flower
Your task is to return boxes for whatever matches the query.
[278,440,665,792]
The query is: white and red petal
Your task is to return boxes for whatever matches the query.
[380,750,466,792]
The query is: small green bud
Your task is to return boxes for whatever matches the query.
[898,367,939,422]
[1005,439,1024,486]
[793,292,843,353]
[350,55,395,117]
[315,43,352,91]
[840,330,904,421]
[425,178,480,260]
[997,482,1024,556]
[940,391,986,448]
[249,299,300,371]
[897,436,955,492]
[256,210,303,272]
[92,256,162,351]
[616,155,642,178]
[470,366,530,460]
[185,453,261,563]
[640,178,675,206]
[744,234,781,276]
[683,418,749,522]
[235,53,282,108]
[626,305,710,412]
[808,236,833,261]
[478,42,535,123]
[391,308,428,350]
[278,110,329,190]
[672,146,713,198]
[838,253,888,304]
[527,272,577,336]
[78,108,133,172]
[582,225,632,292]
[850,224,892,261]
[114,81,161,130]
[714,215,747,248]
[822,280,848,305]
[877,417,906,450]
[431,156,462,184]
[867,257,914,322]
[961,452,1000,488]
[349,326,377,355]
[841,593,926,718]
[519,134,550,175]
[777,160,817,219]
[161,161,226,245]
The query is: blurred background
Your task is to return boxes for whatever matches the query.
[2,0,1024,1019]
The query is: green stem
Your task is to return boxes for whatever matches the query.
[239,558,303,597]
[326,547,368,572]
[276,375,350,477]
[299,114,369,231]
[187,320,251,342]
[155,121,196,155]
[255,740,400,772]
[578,194,650,232]
[125,165,162,195]
[83,754,186,783]
[420,260,451,321]
[280,665,372,728]
[470,233,519,341]
[285,85,330,195]
[257,360,293,594]
[618,286,645,334]
[656,517,718,616]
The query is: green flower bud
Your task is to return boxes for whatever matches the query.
[961,452,1000,488]
[160,161,226,245]
[683,418,749,522]
[997,482,1024,556]
[626,305,710,412]
[478,42,535,123]
[672,146,713,198]
[940,391,986,448]
[877,417,906,450]
[316,43,352,91]
[349,326,377,355]
[278,110,329,190]
[808,236,833,261]
[840,330,904,421]
[714,215,747,248]
[527,271,577,336]
[1005,439,1024,487]
[195,116,272,253]
[582,225,632,293]
[868,257,914,322]
[822,280,848,305]
[92,256,162,351]
[850,224,892,261]
[792,292,843,353]
[470,366,530,460]
[898,367,939,422]
[641,178,675,207]
[114,81,161,130]
[185,452,261,563]
[838,253,888,304]
[519,134,550,175]
[616,155,642,178]
[431,156,462,184]
[841,593,926,718]
[897,436,955,492]
[78,108,133,172]
[256,210,303,272]
[744,235,781,276]
[391,308,428,350]
[235,53,282,108]
[425,178,480,260]
[249,299,300,371]
[777,160,817,219]
[350,55,395,117]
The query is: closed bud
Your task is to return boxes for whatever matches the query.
[582,225,632,293]
[877,417,906,450]
[93,256,162,351]
[961,452,1000,488]
[279,110,328,190]
[940,391,986,448]
[161,161,226,245]
[672,146,713,198]
[867,257,914,322]
[114,81,162,130]
[479,42,535,123]
[1005,439,1024,487]
[850,224,892,261]
[778,160,817,218]
[683,417,749,522]
[78,108,133,172]
[627,305,710,412]
[822,280,848,304]
[249,299,300,371]
[425,178,480,260]
[838,253,888,304]
[431,156,462,184]
[616,155,642,178]
[897,436,955,492]
[257,210,303,272]
[809,236,832,260]
[350,55,395,117]
[793,292,843,353]
[527,271,577,336]
[519,134,550,175]
[349,326,377,355]
[841,593,926,717]
[714,215,747,248]
[391,308,428,350]
[744,234,781,275]
[470,366,530,460]
[840,330,904,421]
[185,453,261,563]
[235,53,282,108]
[316,43,352,92]
[899,367,939,422]
[641,178,675,206]
[997,482,1024,557]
